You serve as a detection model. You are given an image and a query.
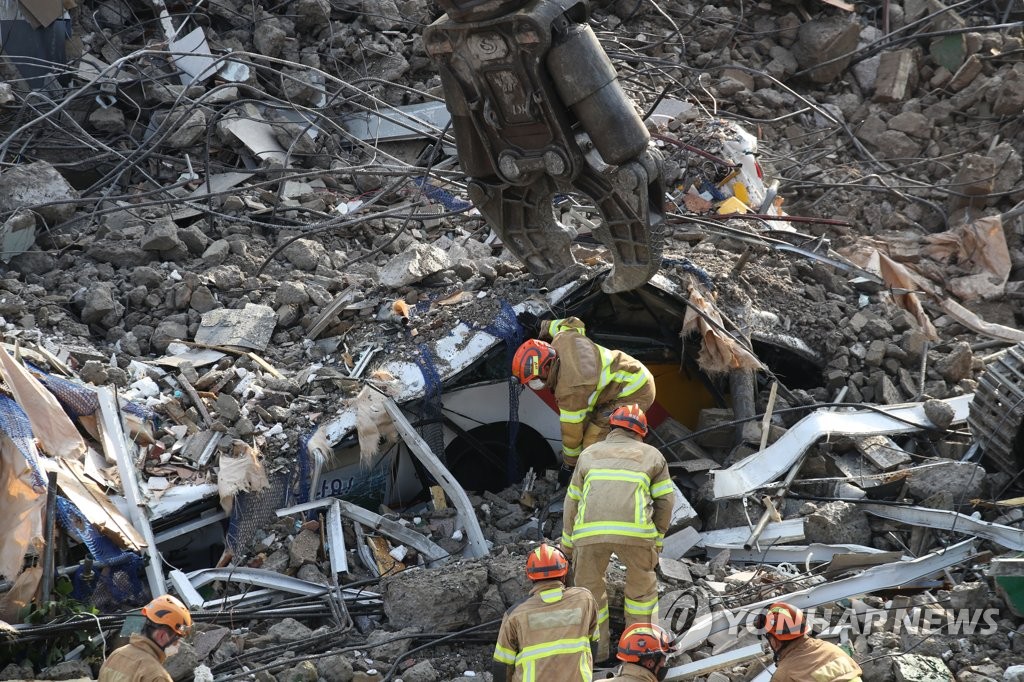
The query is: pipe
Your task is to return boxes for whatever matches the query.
[40,471,58,602]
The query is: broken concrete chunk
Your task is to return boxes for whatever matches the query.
[195,303,276,351]
[907,461,985,502]
[803,501,872,546]
[141,217,185,252]
[792,16,861,84]
[268,617,314,643]
[367,625,421,660]
[315,654,354,682]
[0,161,79,226]
[872,49,921,102]
[282,238,327,271]
[893,654,954,682]
[935,341,974,382]
[381,564,487,630]
[923,398,955,431]
[378,243,451,288]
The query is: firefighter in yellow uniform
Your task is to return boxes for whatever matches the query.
[608,623,675,681]
[492,544,600,682]
[98,594,192,682]
[561,405,675,662]
[756,602,863,682]
[512,316,655,486]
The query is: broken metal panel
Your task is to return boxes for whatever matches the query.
[326,501,349,575]
[663,643,767,681]
[989,557,1024,617]
[662,527,702,559]
[342,101,452,143]
[185,567,381,605]
[48,458,145,551]
[382,397,489,559]
[968,342,1024,475]
[703,543,905,565]
[673,539,975,652]
[697,519,805,549]
[861,502,1024,551]
[278,497,448,565]
[713,395,973,499]
[96,387,165,597]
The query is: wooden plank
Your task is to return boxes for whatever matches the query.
[430,485,448,511]
[382,397,489,558]
[367,535,404,575]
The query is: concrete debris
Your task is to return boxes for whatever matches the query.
[0,0,1022,681]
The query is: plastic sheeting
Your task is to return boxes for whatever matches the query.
[218,441,270,514]
[0,348,86,460]
[0,433,44,581]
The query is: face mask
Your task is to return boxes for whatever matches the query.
[527,378,545,390]
[164,642,181,657]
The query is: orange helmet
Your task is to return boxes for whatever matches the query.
[617,623,673,665]
[512,339,556,385]
[756,602,806,641]
[142,594,193,636]
[525,544,569,581]
[609,404,648,437]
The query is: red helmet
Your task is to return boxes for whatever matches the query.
[525,544,569,581]
[617,623,673,665]
[142,594,193,636]
[512,339,556,385]
[757,602,806,641]
[609,404,648,437]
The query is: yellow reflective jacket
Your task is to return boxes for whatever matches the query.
[562,429,675,550]
[98,634,172,682]
[541,317,653,460]
[773,637,863,682]
[493,580,600,682]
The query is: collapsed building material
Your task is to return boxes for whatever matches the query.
[969,342,1024,476]
[325,501,348,576]
[277,497,449,565]
[989,557,1024,617]
[713,395,973,499]
[169,567,381,610]
[96,387,165,596]
[672,539,975,651]
[697,519,806,550]
[382,396,489,558]
[664,643,768,681]
[861,502,1024,551]
[703,543,903,566]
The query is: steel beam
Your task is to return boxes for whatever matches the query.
[97,387,166,596]
[861,503,1024,551]
[382,397,489,558]
[673,540,975,652]
[154,511,228,544]
[185,567,380,605]
[326,500,349,575]
[703,543,905,565]
[664,644,767,680]
[712,395,973,499]
[277,497,449,565]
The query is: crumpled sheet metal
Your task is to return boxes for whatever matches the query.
[712,395,973,499]
[669,539,976,656]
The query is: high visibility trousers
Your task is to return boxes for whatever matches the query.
[572,542,659,661]
[580,381,657,450]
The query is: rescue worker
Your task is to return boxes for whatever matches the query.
[608,623,675,681]
[493,544,600,682]
[561,404,675,662]
[755,602,863,682]
[512,316,655,485]
[98,594,192,682]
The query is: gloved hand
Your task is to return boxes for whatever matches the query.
[557,464,574,488]
[516,311,541,338]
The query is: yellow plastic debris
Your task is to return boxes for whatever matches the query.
[717,196,749,215]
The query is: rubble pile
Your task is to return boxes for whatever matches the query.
[1,0,1023,681]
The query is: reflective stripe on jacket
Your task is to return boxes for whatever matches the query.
[98,634,172,682]
[494,580,599,682]
[772,637,863,682]
[607,662,658,681]
[542,317,653,459]
[562,429,675,550]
